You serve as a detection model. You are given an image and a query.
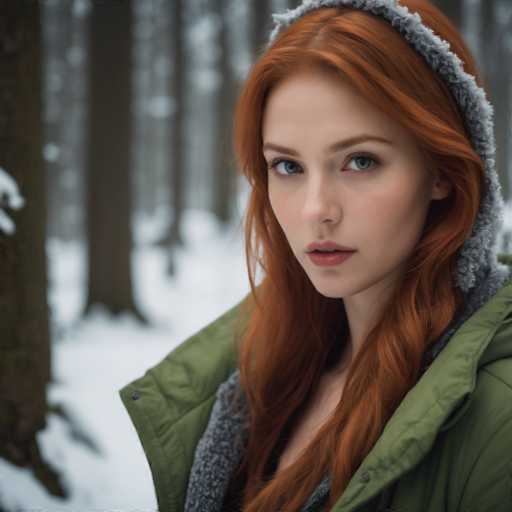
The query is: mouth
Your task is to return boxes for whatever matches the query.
[305,241,356,253]
[307,250,356,267]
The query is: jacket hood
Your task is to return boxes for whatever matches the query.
[266,0,510,296]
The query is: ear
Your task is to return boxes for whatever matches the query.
[430,171,452,201]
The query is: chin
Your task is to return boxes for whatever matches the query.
[311,281,347,299]
[319,290,345,299]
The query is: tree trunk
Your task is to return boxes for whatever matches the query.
[212,0,238,226]
[433,0,463,29]
[0,0,66,497]
[251,0,273,62]
[41,0,72,240]
[84,0,145,321]
[168,0,185,248]
[480,0,511,199]
[133,0,156,216]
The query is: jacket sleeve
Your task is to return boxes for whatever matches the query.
[457,414,512,512]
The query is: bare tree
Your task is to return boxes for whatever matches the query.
[133,0,160,217]
[167,0,185,246]
[433,1,511,198]
[251,0,273,62]
[84,0,145,321]
[211,0,239,226]
[0,0,66,497]
[433,0,463,29]
[41,1,73,240]
[134,0,175,221]
[479,0,512,198]
[41,0,87,243]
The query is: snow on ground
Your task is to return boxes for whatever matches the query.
[0,208,251,511]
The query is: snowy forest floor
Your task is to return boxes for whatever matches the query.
[0,209,250,512]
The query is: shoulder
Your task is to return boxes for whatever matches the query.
[450,358,512,511]
[161,296,247,377]
[118,293,251,435]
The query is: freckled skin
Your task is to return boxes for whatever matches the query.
[261,66,451,358]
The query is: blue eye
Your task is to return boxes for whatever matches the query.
[268,159,301,175]
[267,154,379,176]
[347,155,378,172]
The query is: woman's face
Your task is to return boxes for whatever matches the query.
[262,66,451,301]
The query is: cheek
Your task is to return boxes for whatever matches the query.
[359,183,430,247]
[268,187,303,254]
[269,186,294,226]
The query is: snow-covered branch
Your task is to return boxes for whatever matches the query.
[0,166,25,235]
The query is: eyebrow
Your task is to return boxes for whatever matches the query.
[262,134,393,156]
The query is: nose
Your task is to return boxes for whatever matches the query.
[303,173,341,225]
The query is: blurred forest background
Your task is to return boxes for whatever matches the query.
[0,0,511,509]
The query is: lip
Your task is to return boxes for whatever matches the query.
[307,250,355,267]
[306,240,356,252]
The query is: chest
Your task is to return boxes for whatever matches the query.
[274,371,347,475]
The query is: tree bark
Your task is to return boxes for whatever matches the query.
[84,0,145,321]
[0,0,66,497]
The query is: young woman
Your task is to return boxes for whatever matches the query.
[120,1,512,511]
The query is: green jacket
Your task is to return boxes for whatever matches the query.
[119,271,512,511]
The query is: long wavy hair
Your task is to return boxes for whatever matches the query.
[229,1,487,510]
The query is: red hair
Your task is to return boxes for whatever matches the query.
[229,1,487,510]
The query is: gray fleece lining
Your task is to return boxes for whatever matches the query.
[184,0,511,510]
[184,369,249,511]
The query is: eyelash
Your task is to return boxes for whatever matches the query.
[267,153,380,176]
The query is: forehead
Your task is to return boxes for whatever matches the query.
[262,68,409,145]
